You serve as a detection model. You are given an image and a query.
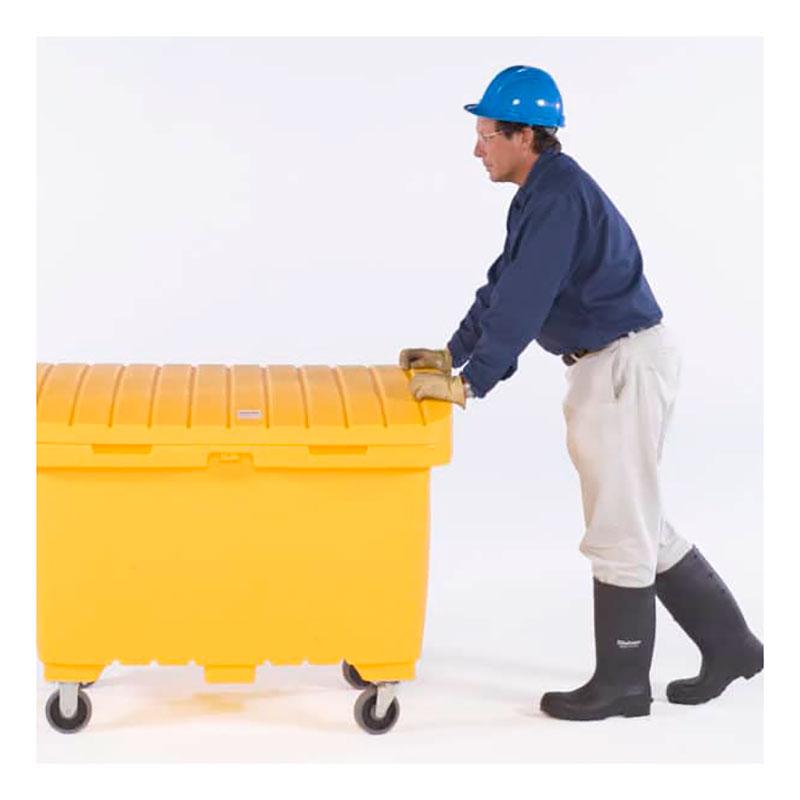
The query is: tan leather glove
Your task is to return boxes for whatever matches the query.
[408,372,467,409]
[398,347,452,375]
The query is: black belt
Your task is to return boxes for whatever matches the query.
[561,322,660,367]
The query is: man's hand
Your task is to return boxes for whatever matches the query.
[398,347,452,375]
[408,372,467,409]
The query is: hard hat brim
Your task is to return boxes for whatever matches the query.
[463,102,564,127]
[465,103,506,120]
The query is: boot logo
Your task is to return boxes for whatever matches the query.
[616,639,642,649]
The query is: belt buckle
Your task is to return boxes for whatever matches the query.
[562,348,589,367]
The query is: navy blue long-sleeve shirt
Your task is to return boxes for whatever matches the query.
[448,148,662,398]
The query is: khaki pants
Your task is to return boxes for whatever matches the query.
[563,323,692,588]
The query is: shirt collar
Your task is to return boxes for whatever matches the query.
[514,147,560,204]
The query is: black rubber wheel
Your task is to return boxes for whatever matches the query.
[45,688,92,734]
[354,686,400,735]
[342,660,371,689]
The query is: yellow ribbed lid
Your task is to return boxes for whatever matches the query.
[37,363,451,448]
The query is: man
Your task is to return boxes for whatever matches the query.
[399,65,763,721]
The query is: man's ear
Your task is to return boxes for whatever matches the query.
[522,126,535,150]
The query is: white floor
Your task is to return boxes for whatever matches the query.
[35,647,763,764]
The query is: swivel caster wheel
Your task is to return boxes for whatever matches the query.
[45,685,92,734]
[342,660,371,689]
[354,683,400,735]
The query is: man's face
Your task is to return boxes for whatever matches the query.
[473,117,531,184]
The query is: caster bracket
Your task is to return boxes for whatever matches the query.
[58,682,79,719]
[374,681,399,720]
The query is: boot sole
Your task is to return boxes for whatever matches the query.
[541,695,651,721]
[667,661,764,705]
[743,660,764,680]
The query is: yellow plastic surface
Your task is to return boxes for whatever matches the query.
[37,363,452,684]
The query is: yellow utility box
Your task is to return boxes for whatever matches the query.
[37,362,452,734]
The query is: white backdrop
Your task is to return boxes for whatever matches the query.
[37,37,763,762]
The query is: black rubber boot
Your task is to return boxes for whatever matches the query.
[540,579,655,721]
[656,546,763,704]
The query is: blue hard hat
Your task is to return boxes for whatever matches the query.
[464,65,565,128]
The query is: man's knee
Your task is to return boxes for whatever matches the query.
[579,539,657,588]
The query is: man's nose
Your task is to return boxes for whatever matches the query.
[474,140,483,158]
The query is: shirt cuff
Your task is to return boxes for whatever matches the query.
[460,363,489,398]
[460,374,476,399]
[446,335,470,369]
[461,358,517,399]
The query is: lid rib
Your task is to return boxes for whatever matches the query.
[68,365,91,427]
[187,366,197,428]
[367,366,388,428]
[147,366,162,428]
[226,366,231,429]
[37,364,54,405]
[296,367,310,428]
[107,365,125,427]
[332,366,350,429]
[261,366,271,428]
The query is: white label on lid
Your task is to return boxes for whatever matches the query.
[236,409,263,420]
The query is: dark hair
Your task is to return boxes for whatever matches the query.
[494,121,562,154]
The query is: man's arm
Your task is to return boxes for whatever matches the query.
[461,191,582,398]
[446,254,503,367]
[446,254,519,384]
